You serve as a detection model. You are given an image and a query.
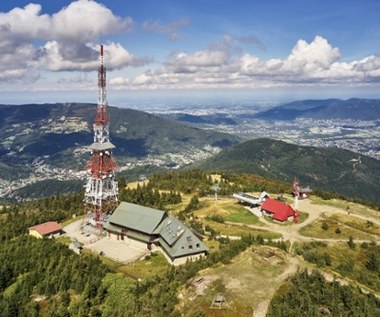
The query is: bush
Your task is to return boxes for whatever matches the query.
[209,214,225,223]
[321,222,329,231]
[347,236,356,249]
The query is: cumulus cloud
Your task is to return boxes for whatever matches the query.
[142,18,190,40]
[110,35,379,90]
[0,0,144,82]
[38,41,147,72]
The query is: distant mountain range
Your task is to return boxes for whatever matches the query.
[0,103,238,182]
[158,98,380,126]
[196,138,380,203]
[253,98,380,120]
[1,102,379,203]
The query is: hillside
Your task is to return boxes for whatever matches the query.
[253,98,380,120]
[1,171,379,316]
[196,138,380,203]
[0,103,238,181]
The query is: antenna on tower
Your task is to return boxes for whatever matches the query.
[83,45,119,232]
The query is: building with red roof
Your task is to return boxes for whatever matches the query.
[29,221,63,239]
[260,198,296,222]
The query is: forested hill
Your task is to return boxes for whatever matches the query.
[196,138,380,203]
[0,103,238,180]
[253,98,380,120]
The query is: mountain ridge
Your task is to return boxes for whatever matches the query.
[253,98,380,120]
[196,138,380,203]
[0,103,238,183]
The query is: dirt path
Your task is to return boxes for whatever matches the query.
[253,256,300,317]
[248,198,380,316]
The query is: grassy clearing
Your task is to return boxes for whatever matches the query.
[116,251,170,280]
[325,212,380,236]
[299,215,378,240]
[310,197,379,220]
[204,220,281,240]
[56,236,72,245]
[96,250,170,279]
[196,197,262,226]
[224,205,260,225]
[179,246,290,317]
[82,248,169,280]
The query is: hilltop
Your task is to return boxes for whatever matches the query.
[196,138,380,203]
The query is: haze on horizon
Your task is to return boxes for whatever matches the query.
[1,0,380,105]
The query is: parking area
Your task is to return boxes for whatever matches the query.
[63,220,149,263]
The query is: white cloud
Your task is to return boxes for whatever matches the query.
[0,1,144,82]
[117,35,380,90]
[39,41,147,72]
[0,1,133,42]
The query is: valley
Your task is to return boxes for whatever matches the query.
[156,104,380,160]
[1,99,379,203]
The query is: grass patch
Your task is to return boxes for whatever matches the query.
[299,215,378,240]
[179,246,290,316]
[204,220,281,240]
[116,251,170,280]
[96,250,170,280]
[297,211,309,224]
[224,205,260,225]
[326,213,380,236]
[56,236,72,245]
[196,197,263,227]
[310,197,379,220]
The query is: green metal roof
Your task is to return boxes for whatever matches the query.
[108,202,166,234]
[155,215,186,246]
[157,214,208,259]
[103,221,122,233]
[105,201,208,261]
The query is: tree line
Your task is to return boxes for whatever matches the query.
[267,270,380,316]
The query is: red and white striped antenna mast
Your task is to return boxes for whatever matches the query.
[83,45,119,231]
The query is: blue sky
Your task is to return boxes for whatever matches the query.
[1,0,380,104]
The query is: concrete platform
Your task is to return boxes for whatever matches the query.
[63,219,149,264]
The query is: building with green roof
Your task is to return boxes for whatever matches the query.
[104,202,208,265]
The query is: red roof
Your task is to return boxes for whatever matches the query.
[261,198,295,222]
[29,221,62,236]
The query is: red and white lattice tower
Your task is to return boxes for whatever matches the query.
[84,45,118,229]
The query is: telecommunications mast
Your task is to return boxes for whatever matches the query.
[84,45,118,230]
